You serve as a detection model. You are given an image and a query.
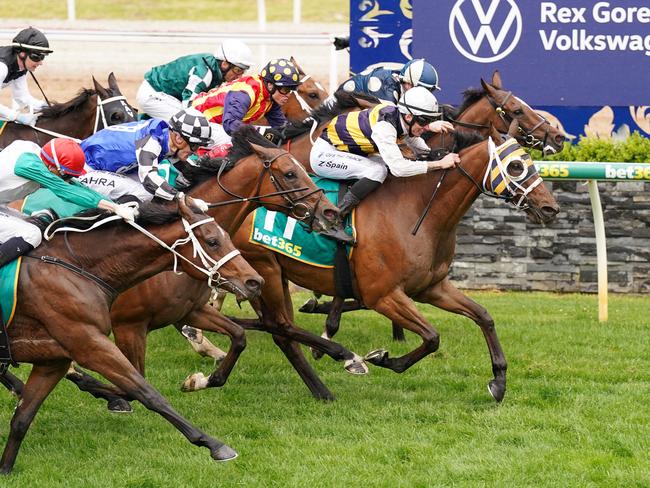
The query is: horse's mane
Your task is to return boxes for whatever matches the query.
[181,125,277,185]
[48,201,181,233]
[452,130,486,151]
[444,87,487,120]
[37,88,96,119]
[279,90,380,140]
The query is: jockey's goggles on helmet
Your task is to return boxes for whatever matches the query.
[229,64,245,75]
[413,114,440,126]
[27,51,47,62]
[274,85,296,95]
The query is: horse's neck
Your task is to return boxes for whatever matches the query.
[457,97,502,133]
[191,164,260,235]
[39,94,97,139]
[42,221,185,293]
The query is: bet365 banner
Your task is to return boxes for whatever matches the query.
[412,0,649,107]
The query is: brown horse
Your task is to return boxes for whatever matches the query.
[11,126,346,412]
[0,73,136,149]
[0,196,263,473]
[213,123,559,403]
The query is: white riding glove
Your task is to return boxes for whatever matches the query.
[189,197,210,213]
[113,203,138,222]
[15,112,37,126]
[427,120,454,134]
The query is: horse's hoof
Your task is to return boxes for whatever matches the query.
[181,372,208,392]
[488,380,506,403]
[344,355,369,375]
[298,298,319,313]
[365,349,388,365]
[107,398,133,413]
[311,347,325,360]
[211,444,238,462]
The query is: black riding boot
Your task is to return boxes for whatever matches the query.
[318,178,381,245]
[0,237,34,268]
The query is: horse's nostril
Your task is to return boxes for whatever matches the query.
[245,279,262,292]
[541,206,559,219]
[323,208,338,222]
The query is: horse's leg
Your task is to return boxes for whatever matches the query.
[68,330,237,461]
[175,323,227,362]
[392,323,406,342]
[65,364,133,413]
[181,306,246,392]
[311,296,345,360]
[415,278,507,402]
[364,289,441,373]
[0,361,69,474]
[0,370,24,397]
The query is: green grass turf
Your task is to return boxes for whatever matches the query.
[1,291,648,486]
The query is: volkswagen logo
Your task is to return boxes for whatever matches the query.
[449,0,522,63]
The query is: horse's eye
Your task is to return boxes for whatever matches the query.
[285,171,297,180]
[206,238,220,248]
[111,113,125,124]
[308,92,319,99]
[513,109,524,116]
[507,160,525,178]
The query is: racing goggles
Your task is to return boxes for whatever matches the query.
[413,114,440,127]
[28,51,47,62]
[274,85,296,95]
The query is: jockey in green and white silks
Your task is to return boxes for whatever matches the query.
[0,138,135,268]
[0,27,52,126]
[311,87,459,244]
[136,40,254,121]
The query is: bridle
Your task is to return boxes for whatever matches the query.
[209,150,324,223]
[94,93,134,133]
[445,89,552,150]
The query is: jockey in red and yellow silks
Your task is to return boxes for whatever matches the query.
[192,58,301,147]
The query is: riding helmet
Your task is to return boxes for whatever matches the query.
[12,27,53,53]
[168,108,213,146]
[260,59,301,87]
[216,39,253,69]
[399,59,439,91]
[40,139,87,177]
[397,86,441,117]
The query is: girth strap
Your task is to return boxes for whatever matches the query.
[26,255,118,297]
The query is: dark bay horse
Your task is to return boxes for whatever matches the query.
[13,127,344,412]
[217,124,559,403]
[0,196,263,473]
[0,73,135,149]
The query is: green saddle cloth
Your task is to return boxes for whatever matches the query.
[0,257,22,326]
[22,188,86,217]
[249,177,354,268]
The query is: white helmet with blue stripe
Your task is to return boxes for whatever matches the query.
[399,59,440,91]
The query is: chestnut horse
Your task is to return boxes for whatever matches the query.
[6,127,346,412]
[0,196,263,473]
[0,73,135,149]
[214,124,559,403]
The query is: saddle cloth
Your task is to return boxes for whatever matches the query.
[249,177,355,268]
[0,257,22,326]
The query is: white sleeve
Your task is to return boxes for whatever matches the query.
[405,136,432,157]
[0,62,18,121]
[370,121,428,177]
[10,75,45,111]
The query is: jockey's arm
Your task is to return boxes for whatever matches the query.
[181,65,212,108]
[8,75,47,114]
[404,135,432,157]
[135,135,178,200]
[221,91,252,135]
[371,121,428,177]
[264,102,288,128]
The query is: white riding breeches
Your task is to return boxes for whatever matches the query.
[77,170,153,202]
[208,123,232,146]
[0,209,42,248]
[309,137,388,183]
[136,80,183,122]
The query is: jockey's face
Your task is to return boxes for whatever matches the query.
[404,114,429,137]
[268,83,293,106]
[221,61,245,82]
[169,131,193,161]
[18,52,45,72]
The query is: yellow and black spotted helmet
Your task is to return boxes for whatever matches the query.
[260,59,301,88]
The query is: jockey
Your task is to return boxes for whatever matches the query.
[191,58,301,147]
[136,40,254,121]
[337,58,440,105]
[0,138,135,268]
[311,86,460,244]
[80,108,213,206]
[0,27,52,126]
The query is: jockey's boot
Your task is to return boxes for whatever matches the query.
[317,220,356,245]
[316,191,361,245]
[0,237,34,269]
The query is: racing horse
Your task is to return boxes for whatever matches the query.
[0,73,135,149]
[0,196,263,473]
[214,123,559,403]
[5,127,346,412]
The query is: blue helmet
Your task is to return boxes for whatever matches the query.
[399,59,440,91]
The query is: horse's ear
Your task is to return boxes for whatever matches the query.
[107,72,122,94]
[249,142,276,160]
[92,76,109,97]
[481,78,496,95]
[290,56,305,76]
[491,70,503,89]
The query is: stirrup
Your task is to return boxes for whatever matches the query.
[318,226,356,245]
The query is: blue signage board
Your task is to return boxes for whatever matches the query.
[412,0,650,106]
[349,0,650,140]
